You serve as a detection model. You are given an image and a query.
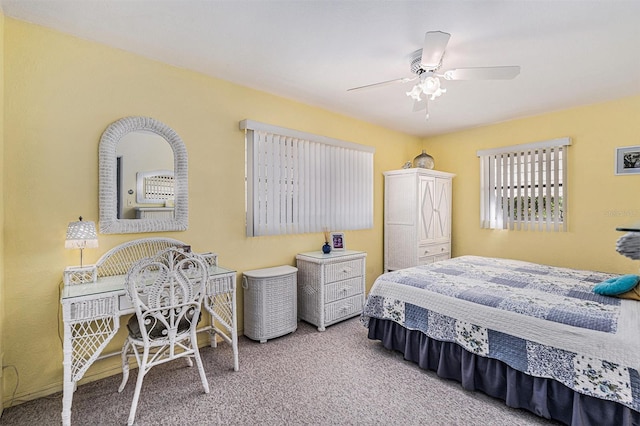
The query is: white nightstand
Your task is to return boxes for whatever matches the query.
[295,250,367,331]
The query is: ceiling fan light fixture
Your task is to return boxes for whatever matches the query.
[420,76,446,100]
[406,84,423,101]
[406,76,446,103]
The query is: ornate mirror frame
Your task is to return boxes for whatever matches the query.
[99,116,188,234]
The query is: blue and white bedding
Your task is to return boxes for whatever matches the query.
[362,256,640,411]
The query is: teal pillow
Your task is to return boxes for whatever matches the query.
[593,274,640,296]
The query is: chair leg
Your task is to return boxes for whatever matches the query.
[118,339,131,393]
[194,350,210,394]
[127,348,149,426]
[191,333,210,394]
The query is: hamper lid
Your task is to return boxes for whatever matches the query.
[243,265,297,278]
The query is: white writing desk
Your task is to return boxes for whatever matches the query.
[60,264,238,426]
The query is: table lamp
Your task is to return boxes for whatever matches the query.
[65,216,98,267]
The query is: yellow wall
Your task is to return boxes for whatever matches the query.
[0,10,5,416]
[425,95,640,274]
[1,18,421,403]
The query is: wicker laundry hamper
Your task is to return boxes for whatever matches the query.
[242,265,298,343]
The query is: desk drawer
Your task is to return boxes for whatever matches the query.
[119,295,133,311]
[67,296,119,322]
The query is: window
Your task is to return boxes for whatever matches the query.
[477,138,571,231]
[240,120,375,237]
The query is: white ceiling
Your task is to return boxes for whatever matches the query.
[1,0,639,137]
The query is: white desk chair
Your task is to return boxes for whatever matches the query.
[118,247,210,425]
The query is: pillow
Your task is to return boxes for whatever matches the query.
[617,286,640,301]
[593,274,640,296]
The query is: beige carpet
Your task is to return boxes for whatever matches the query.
[1,317,556,425]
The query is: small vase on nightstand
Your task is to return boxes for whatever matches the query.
[322,242,332,254]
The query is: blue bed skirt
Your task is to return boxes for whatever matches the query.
[367,317,639,426]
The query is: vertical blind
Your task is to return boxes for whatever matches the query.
[477,138,571,231]
[240,120,375,237]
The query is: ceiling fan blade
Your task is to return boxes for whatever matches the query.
[347,76,417,92]
[442,66,521,80]
[420,31,451,69]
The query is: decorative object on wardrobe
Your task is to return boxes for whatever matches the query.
[65,216,98,267]
[384,168,454,272]
[413,150,435,169]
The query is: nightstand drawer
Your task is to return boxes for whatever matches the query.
[325,277,363,303]
[324,259,363,284]
[324,294,363,324]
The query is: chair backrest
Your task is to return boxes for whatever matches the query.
[95,237,187,278]
[125,247,209,343]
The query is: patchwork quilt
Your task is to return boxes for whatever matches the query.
[362,256,640,411]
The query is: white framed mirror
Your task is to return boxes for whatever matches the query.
[99,116,188,234]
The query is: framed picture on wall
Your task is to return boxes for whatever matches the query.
[330,232,345,251]
[615,146,640,175]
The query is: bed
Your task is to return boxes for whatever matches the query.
[361,255,640,426]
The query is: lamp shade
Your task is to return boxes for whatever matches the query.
[65,217,98,249]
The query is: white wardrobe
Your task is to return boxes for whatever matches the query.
[384,168,455,272]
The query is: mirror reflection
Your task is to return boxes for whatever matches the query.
[116,131,174,219]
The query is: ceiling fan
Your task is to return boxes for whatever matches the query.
[347,31,521,119]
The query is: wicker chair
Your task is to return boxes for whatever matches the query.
[118,247,210,426]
